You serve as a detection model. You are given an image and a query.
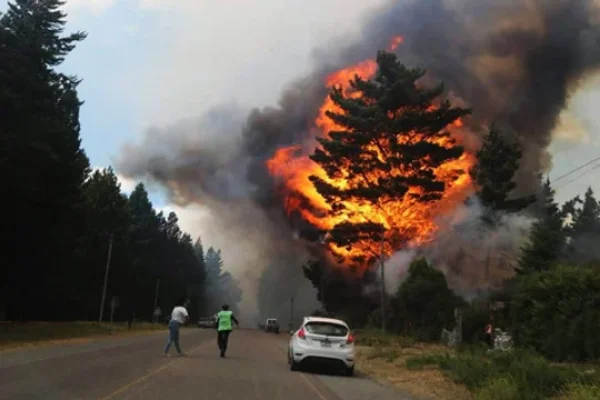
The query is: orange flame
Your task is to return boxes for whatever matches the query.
[266,36,474,267]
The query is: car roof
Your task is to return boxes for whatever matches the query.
[302,316,349,327]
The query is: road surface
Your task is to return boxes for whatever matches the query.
[0,328,408,400]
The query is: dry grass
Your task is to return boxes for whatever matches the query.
[0,321,165,351]
[356,342,474,400]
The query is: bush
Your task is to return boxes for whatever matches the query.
[511,265,600,361]
[389,257,465,341]
[557,383,600,400]
[406,348,596,400]
[476,378,518,400]
[354,329,416,348]
[461,301,490,344]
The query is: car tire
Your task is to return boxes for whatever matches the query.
[344,366,354,377]
[289,349,300,371]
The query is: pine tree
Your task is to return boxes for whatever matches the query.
[469,126,535,223]
[563,187,600,265]
[0,0,89,319]
[309,51,470,265]
[517,179,565,274]
[570,187,600,236]
[75,167,131,319]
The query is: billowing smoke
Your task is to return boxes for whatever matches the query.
[116,0,600,317]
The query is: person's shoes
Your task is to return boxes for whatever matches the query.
[220,350,225,358]
[178,353,187,357]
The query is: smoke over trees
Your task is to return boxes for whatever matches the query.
[204,246,243,315]
[113,0,600,323]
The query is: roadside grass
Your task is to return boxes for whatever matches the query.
[405,347,600,400]
[355,330,600,400]
[0,321,165,350]
[355,330,474,400]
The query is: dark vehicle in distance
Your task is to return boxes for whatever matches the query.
[265,318,280,333]
[198,317,216,329]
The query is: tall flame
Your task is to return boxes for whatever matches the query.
[267,36,475,267]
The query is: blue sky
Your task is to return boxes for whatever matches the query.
[3,0,600,234]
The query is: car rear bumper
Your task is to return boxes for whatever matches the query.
[291,342,355,368]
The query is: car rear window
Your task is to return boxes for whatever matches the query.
[304,322,348,337]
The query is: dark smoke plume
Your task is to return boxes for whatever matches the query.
[116,0,600,316]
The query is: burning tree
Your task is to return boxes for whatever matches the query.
[308,51,471,267]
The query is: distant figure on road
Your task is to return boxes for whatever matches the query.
[216,304,239,358]
[164,298,188,357]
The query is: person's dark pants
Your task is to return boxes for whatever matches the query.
[217,330,232,355]
[165,320,182,355]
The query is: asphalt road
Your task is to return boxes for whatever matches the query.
[0,328,408,400]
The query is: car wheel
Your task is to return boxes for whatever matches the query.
[344,366,354,377]
[289,349,299,371]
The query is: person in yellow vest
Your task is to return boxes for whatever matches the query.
[215,304,239,358]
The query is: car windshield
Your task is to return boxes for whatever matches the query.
[304,322,348,337]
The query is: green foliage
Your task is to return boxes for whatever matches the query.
[469,127,535,220]
[511,265,600,361]
[389,257,464,341]
[517,179,565,274]
[407,349,597,400]
[354,329,416,348]
[0,0,90,319]
[461,301,492,344]
[563,187,600,265]
[557,383,600,400]
[475,378,519,400]
[309,51,470,264]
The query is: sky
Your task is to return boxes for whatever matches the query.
[3,0,600,241]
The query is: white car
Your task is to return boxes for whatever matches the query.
[288,316,355,376]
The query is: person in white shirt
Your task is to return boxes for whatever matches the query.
[164,298,189,356]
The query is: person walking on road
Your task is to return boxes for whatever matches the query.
[164,298,189,357]
[216,304,239,358]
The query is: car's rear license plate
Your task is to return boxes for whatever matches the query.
[321,341,331,347]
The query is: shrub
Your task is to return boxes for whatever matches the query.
[389,257,465,341]
[476,378,518,400]
[511,265,600,361]
[407,348,595,400]
[557,383,600,400]
[355,329,415,348]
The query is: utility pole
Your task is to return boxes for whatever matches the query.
[380,236,386,333]
[153,278,160,323]
[99,233,114,323]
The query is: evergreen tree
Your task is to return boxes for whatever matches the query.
[469,126,535,223]
[389,257,464,340]
[0,0,89,319]
[517,179,565,274]
[309,51,470,265]
[75,168,131,320]
[563,187,600,265]
[203,247,242,313]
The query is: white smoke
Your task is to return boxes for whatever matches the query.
[382,197,535,297]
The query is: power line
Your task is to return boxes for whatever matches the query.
[550,155,600,185]
[555,164,600,190]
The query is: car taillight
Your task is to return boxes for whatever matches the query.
[346,333,355,345]
[298,327,306,340]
